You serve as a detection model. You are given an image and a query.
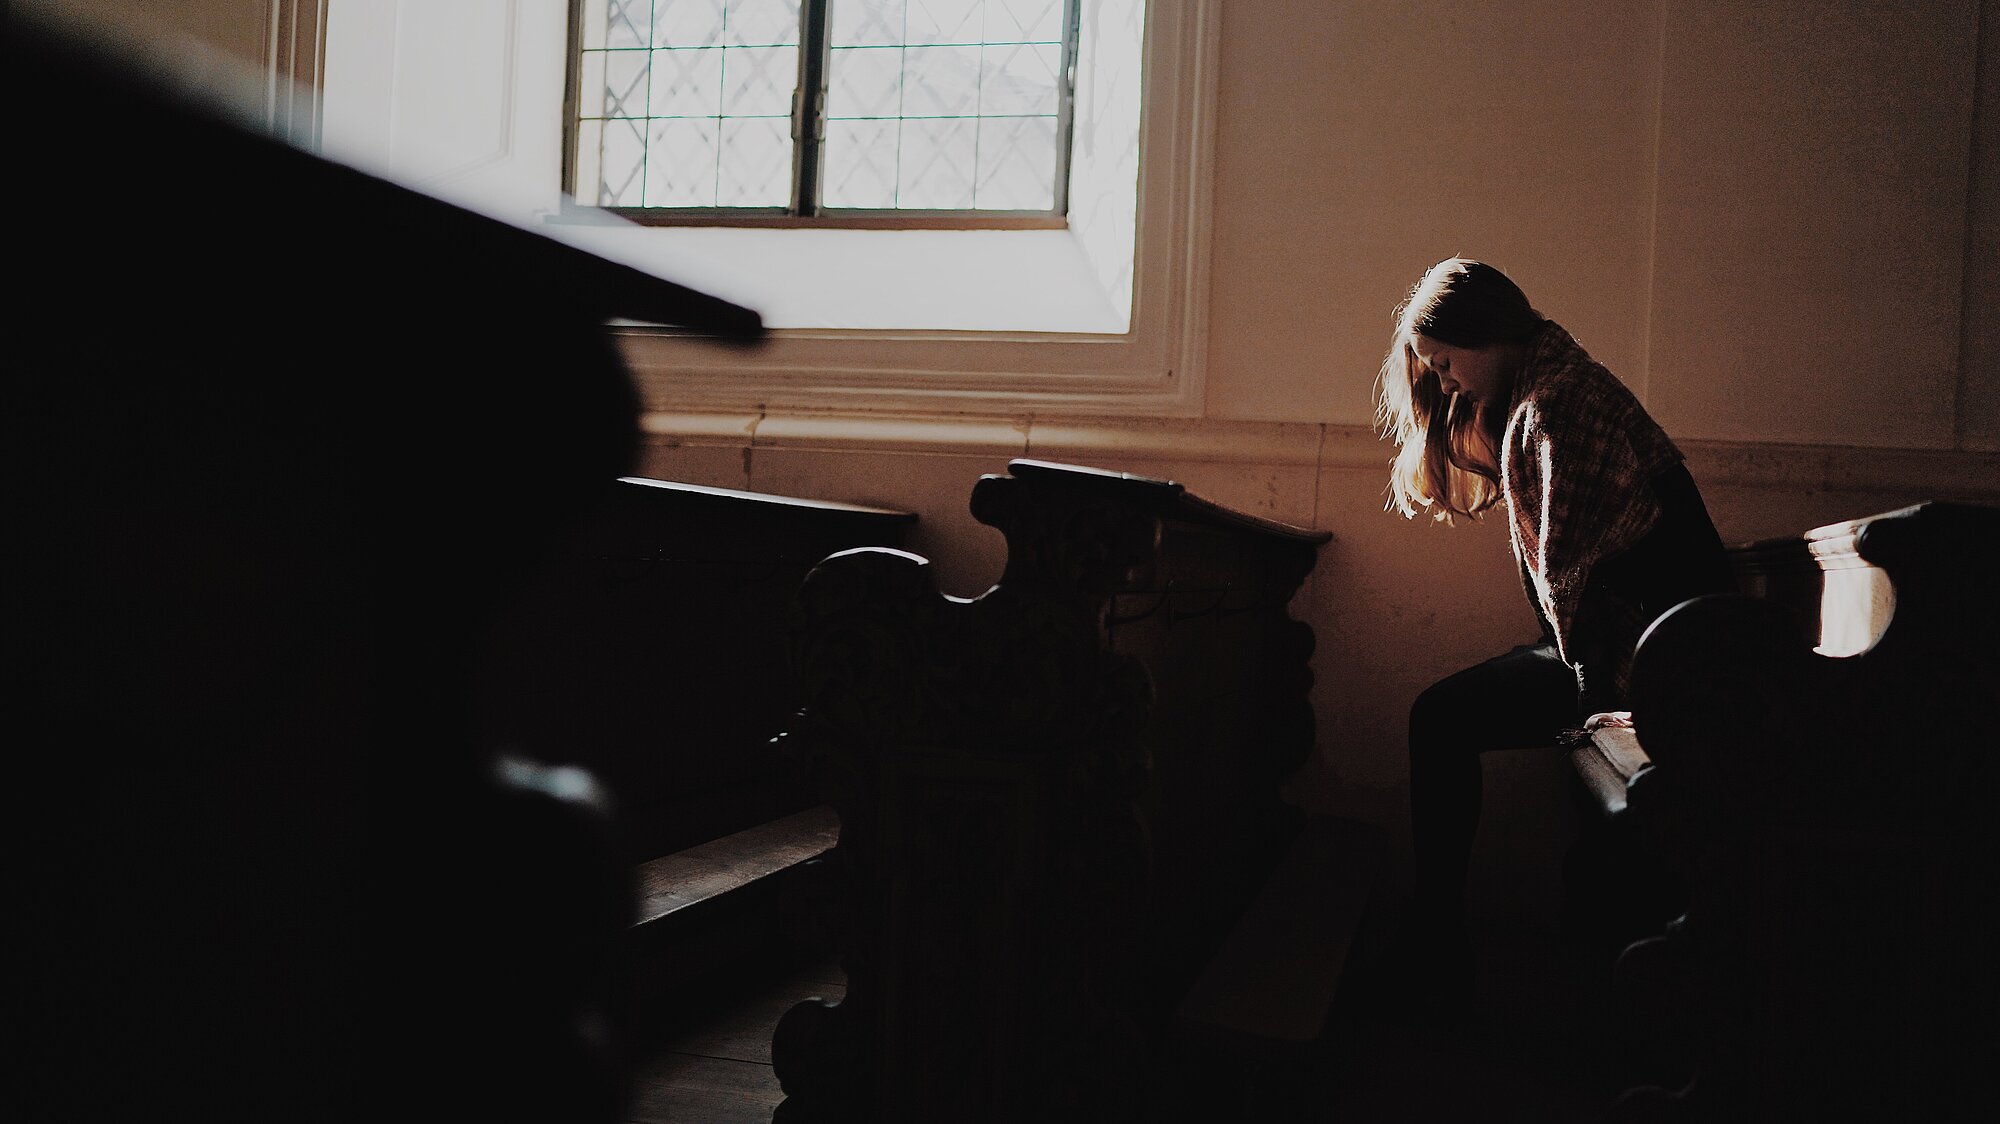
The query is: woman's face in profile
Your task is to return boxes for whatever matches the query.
[1410,333,1515,406]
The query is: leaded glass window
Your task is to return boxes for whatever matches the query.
[568,0,1080,222]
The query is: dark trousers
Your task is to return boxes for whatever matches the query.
[1408,642,1578,918]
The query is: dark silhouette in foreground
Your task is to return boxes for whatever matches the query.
[11,10,759,1121]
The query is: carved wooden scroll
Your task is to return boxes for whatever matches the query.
[770,460,1331,1123]
[1616,501,2000,1121]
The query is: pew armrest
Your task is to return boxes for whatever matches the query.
[1570,726,1652,818]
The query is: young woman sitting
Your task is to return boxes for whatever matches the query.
[1375,258,1732,998]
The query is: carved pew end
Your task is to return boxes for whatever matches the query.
[1597,501,2000,1119]
[769,459,1335,1122]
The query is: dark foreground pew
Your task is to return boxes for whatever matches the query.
[1582,502,2000,1121]
[766,459,1342,1123]
[483,476,915,864]
[10,10,766,1122]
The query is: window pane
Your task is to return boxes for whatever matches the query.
[578,51,609,115]
[645,118,721,205]
[718,117,794,205]
[573,2,803,209]
[975,114,1055,209]
[577,49,652,119]
[832,0,905,47]
[821,0,1068,211]
[908,0,983,45]
[898,117,976,208]
[649,47,725,117]
[979,41,1059,116]
[574,0,1071,214]
[584,116,650,205]
[723,44,798,116]
[903,44,980,117]
[581,0,654,50]
[822,118,898,207]
[986,0,1063,42]
[655,0,724,48]
[724,0,801,46]
[827,46,903,119]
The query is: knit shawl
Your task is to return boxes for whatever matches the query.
[1499,321,1683,704]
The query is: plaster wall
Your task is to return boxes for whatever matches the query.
[1206,0,1997,456]
[1207,0,1663,423]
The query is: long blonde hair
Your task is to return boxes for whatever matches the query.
[1375,259,1544,522]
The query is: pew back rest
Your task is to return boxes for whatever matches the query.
[769,459,1332,1121]
[1726,507,1900,657]
[1611,503,2000,1116]
[480,476,915,862]
[1577,501,1997,815]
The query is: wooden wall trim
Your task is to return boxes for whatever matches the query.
[639,410,2000,499]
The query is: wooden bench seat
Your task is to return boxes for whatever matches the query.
[1571,726,1649,818]
[624,804,842,1007]
[633,804,840,936]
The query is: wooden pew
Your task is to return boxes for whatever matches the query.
[477,477,916,1001]
[1578,502,2000,1120]
[767,459,1335,1123]
[1570,508,1904,815]
[482,476,916,865]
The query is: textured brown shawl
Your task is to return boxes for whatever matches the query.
[1500,320,1684,709]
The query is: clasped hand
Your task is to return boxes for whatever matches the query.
[1582,710,1634,732]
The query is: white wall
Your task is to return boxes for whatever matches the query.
[1206,0,1663,424]
[1205,0,1997,456]
[1647,0,1977,450]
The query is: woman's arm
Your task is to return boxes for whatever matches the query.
[1509,379,1667,715]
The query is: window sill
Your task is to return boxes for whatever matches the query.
[585,207,1070,231]
[547,220,1129,334]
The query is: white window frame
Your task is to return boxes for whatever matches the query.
[319,0,1219,418]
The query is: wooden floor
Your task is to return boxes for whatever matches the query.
[622,955,846,1124]
[1306,925,1637,1122]
[617,919,1641,1123]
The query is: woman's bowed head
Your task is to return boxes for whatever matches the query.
[1376,258,1547,523]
